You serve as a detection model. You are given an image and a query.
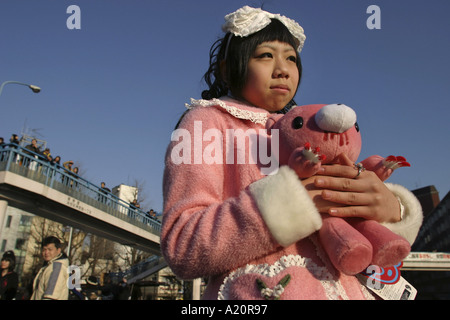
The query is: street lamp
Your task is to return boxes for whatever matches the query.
[0,80,41,96]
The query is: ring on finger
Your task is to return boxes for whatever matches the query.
[353,163,365,179]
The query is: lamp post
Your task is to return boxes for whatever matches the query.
[0,80,41,96]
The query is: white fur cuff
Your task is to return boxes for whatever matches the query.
[249,166,322,247]
[382,183,423,244]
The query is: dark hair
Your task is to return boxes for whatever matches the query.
[1,251,16,272]
[202,19,303,101]
[42,236,62,249]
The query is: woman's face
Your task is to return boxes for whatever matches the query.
[241,41,299,112]
[1,259,10,270]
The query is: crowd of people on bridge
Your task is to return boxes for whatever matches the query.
[1,133,161,224]
[1,133,79,179]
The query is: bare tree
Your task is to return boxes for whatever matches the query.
[128,177,152,212]
[83,234,118,277]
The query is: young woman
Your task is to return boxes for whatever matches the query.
[0,251,18,300]
[161,6,422,300]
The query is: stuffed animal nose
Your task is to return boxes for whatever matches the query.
[315,104,357,133]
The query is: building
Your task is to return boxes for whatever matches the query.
[412,185,441,218]
[412,190,450,252]
[0,207,35,282]
[402,186,450,299]
[112,184,138,203]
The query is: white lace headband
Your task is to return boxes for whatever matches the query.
[222,6,306,52]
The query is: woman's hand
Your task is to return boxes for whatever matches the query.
[302,154,401,223]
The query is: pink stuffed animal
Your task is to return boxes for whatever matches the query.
[266,104,411,275]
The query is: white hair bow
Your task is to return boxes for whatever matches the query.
[222,6,306,52]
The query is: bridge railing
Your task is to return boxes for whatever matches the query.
[107,255,163,283]
[0,143,161,235]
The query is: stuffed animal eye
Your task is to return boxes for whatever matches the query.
[292,116,304,129]
[355,122,360,132]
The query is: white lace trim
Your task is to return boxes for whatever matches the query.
[186,98,268,125]
[360,283,377,300]
[308,234,335,275]
[218,254,349,300]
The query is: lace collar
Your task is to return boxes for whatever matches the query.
[185,96,269,125]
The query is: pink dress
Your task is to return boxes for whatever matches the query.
[161,96,423,300]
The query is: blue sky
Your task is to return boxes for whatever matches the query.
[1,0,449,212]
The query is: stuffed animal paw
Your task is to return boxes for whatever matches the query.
[288,143,326,179]
[361,155,411,181]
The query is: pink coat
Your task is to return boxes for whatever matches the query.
[161,97,423,300]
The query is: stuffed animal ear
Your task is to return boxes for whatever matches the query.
[265,114,284,135]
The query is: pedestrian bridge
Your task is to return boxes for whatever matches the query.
[0,144,161,255]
